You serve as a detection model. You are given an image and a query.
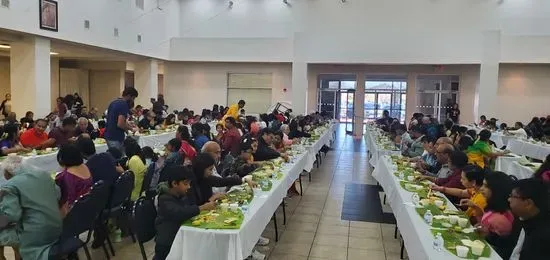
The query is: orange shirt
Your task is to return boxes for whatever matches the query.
[20,128,48,148]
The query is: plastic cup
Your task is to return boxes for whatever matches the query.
[456,245,469,258]
[458,218,469,228]
[449,215,459,224]
[45,148,53,152]
[220,203,229,211]
[434,200,444,207]
[471,242,486,256]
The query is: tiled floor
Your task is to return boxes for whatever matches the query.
[2,125,407,260]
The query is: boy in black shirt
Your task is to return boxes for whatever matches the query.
[155,165,215,260]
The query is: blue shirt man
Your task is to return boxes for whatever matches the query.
[104,87,139,152]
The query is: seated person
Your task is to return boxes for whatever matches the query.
[165,138,183,166]
[124,137,147,200]
[533,154,550,184]
[77,135,123,185]
[4,112,19,128]
[191,153,256,205]
[192,123,209,151]
[0,124,31,156]
[20,119,50,149]
[411,137,440,174]
[404,125,425,158]
[19,111,34,129]
[154,165,216,260]
[55,143,93,210]
[98,120,106,138]
[138,110,156,130]
[272,130,286,152]
[456,135,474,152]
[74,117,99,139]
[288,120,311,139]
[280,124,296,146]
[254,128,289,162]
[506,122,528,139]
[466,130,508,168]
[509,178,550,260]
[466,171,519,259]
[46,117,77,148]
[418,150,469,203]
[163,114,176,128]
[230,138,260,178]
[431,165,486,221]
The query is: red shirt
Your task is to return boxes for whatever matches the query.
[275,114,285,122]
[20,128,48,148]
[178,140,197,163]
[222,127,241,156]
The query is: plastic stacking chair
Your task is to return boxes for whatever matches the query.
[132,197,158,260]
[101,171,135,257]
[49,181,110,260]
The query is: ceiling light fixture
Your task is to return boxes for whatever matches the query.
[228,0,233,8]
[50,52,59,55]
[283,0,289,4]
[0,44,11,49]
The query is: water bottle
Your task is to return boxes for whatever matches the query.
[424,209,433,225]
[433,232,444,252]
[241,201,249,214]
[411,193,420,205]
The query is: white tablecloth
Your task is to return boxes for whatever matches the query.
[372,156,502,260]
[495,155,537,180]
[0,132,175,173]
[365,128,400,167]
[166,126,335,260]
[303,124,336,172]
[507,139,550,161]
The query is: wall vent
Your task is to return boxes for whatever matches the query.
[137,34,142,43]
[114,28,119,37]
[84,20,90,29]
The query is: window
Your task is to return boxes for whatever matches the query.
[340,81,356,89]
[364,80,407,123]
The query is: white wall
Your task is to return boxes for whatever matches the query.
[0,0,180,59]
[173,0,550,64]
[164,62,291,112]
[0,57,10,99]
[497,64,550,124]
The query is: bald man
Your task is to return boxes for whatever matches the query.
[431,143,455,178]
[435,137,453,148]
[202,141,221,165]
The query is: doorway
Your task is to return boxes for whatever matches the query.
[416,75,460,122]
[364,79,407,123]
[339,90,355,134]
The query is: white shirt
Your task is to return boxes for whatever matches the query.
[510,229,525,260]
[509,128,528,139]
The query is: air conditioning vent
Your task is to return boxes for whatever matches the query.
[114,28,119,37]
[84,20,90,29]
[137,34,142,43]
[1,0,9,8]
[136,0,144,10]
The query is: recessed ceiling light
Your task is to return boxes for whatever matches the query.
[50,52,59,55]
[0,44,10,49]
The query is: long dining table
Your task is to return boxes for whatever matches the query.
[166,124,336,260]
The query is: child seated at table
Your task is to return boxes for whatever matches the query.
[155,165,216,260]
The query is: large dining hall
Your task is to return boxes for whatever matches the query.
[0,1,550,260]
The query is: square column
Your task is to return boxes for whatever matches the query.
[475,31,501,119]
[134,59,159,108]
[353,73,365,136]
[291,61,308,115]
[10,37,51,118]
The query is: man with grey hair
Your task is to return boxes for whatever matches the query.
[75,117,98,139]
[0,154,62,260]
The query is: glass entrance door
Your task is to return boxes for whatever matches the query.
[339,90,355,133]
[318,90,337,119]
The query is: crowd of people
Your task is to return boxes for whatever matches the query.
[0,87,332,260]
[376,110,550,260]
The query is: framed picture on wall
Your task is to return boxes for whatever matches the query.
[39,0,58,32]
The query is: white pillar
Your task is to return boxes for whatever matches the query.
[353,73,365,136]
[134,59,159,108]
[291,61,308,115]
[475,31,500,119]
[10,37,51,118]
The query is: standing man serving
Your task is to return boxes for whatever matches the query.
[222,100,245,122]
[105,87,139,153]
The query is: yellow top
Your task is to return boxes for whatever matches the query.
[465,188,487,218]
[221,103,240,126]
[128,155,147,200]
